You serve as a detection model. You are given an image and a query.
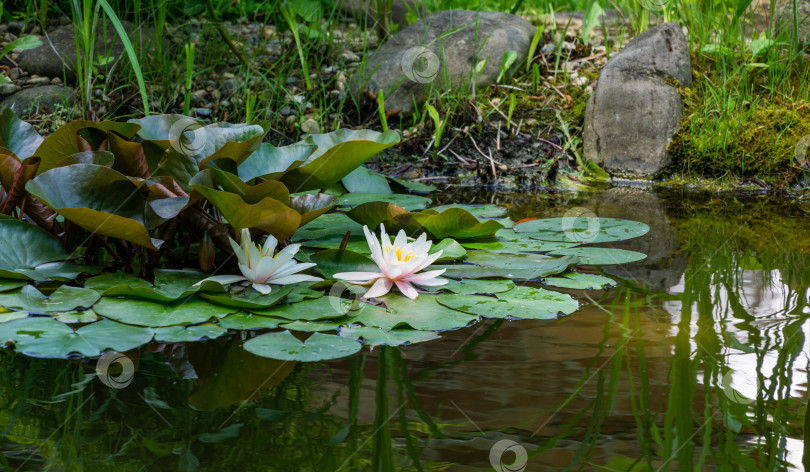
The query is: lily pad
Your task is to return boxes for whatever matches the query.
[429,204,508,219]
[550,248,647,265]
[514,217,650,243]
[0,311,28,323]
[299,235,372,254]
[292,213,362,241]
[429,238,467,261]
[286,284,324,303]
[460,229,580,253]
[218,312,287,330]
[199,286,292,309]
[341,167,392,194]
[465,251,557,270]
[433,255,577,281]
[337,193,432,211]
[0,280,26,292]
[0,220,70,276]
[249,297,348,321]
[543,272,616,290]
[0,108,44,159]
[243,330,362,361]
[85,270,221,302]
[442,279,515,294]
[350,294,478,331]
[346,201,409,228]
[154,324,227,342]
[391,208,503,239]
[5,262,101,282]
[281,320,343,332]
[52,310,100,324]
[93,297,234,327]
[310,250,378,279]
[338,326,440,346]
[0,317,153,357]
[192,185,301,240]
[437,286,578,320]
[0,285,100,313]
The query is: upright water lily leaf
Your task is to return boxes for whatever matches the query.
[0,220,69,278]
[0,108,44,159]
[129,114,198,142]
[281,129,400,191]
[93,297,234,327]
[26,164,160,249]
[238,143,314,182]
[391,208,503,239]
[289,193,338,225]
[341,167,392,194]
[202,167,292,204]
[514,217,650,243]
[108,130,150,178]
[192,185,301,239]
[338,326,440,346]
[337,193,432,211]
[350,294,478,331]
[346,201,409,228]
[0,318,153,357]
[54,151,115,168]
[437,286,579,320]
[244,330,362,361]
[33,120,140,175]
[550,247,647,265]
[310,249,378,278]
[0,285,100,313]
[292,213,362,241]
[429,204,508,219]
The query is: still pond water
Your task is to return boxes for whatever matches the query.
[1,187,809,471]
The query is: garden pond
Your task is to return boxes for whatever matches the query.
[1,186,809,471]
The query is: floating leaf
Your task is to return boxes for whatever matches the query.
[244,330,362,361]
[514,217,650,243]
[199,286,292,310]
[7,262,101,282]
[337,193,432,211]
[550,247,647,265]
[218,312,287,330]
[85,270,221,302]
[0,311,28,323]
[391,208,503,239]
[286,284,324,303]
[249,297,347,321]
[0,280,26,292]
[543,272,616,290]
[0,317,153,357]
[154,323,227,342]
[346,201,409,228]
[442,279,515,294]
[341,167,392,194]
[93,297,234,327]
[430,238,466,261]
[282,320,343,332]
[0,285,100,313]
[437,286,578,320]
[292,213,362,241]
[0,220,70,277]
[429,204,507,219]
[461,229,580,253]
[434,255,576,280]
[53,310,99,324]
[465,251,559,269]
[299,235,372,254]
[338,326,440,346]
[350,294,477,331]
[310,250,378,279]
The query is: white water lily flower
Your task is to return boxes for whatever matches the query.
[194,228,322,295]
[333,224,447,300]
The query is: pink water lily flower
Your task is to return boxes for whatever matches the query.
[333,224,447,299]
[194,228,322,295]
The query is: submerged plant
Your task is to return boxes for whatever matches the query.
[195,228,321,294]
[334,224,447,300]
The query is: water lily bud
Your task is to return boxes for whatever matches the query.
[199,230,216,271]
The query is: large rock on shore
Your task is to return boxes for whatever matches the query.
[352,10,536,114]
[0,85,75,114]
[583,23,692,178]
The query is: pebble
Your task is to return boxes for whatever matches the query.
[222,72,235,79]
[195,107,212,118]
[301,118,319,134]
[51,77,61,85]
[280,105,292,116]
[340,50,360,62]
[93,88,104,98]
[223,78,238,93]
[0,83,20,96]
[9,68,21,80]
[26,76,51,86]
[286,76,298,84]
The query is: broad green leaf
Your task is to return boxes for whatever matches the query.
[26,164,158,249]
[193,185,301,240]
[244,330,362,361]
[0,220,69,271]
[0,317,153,357]
[289,193,338,225]
[437,286,578,320]
[0,280,26,292]
[466,251,556,269]
[442,278,515,294]
[33,121,140,175]
[93,297,234,327]
[0,107,44,159]
[391,208,503,239]
[461,229,579,253]
[218,312,287,330]
[429,204,507,218]
[202,167,291,204]
[514,217,650,243]
[286,285,324,303]
[543,272,616,290]
[53,310,99,324]
[292,213,362,241]
[337,193,431,211]
[338,326,440,346]
[282,320,343,332]
[341,167,392,194]
[281,129,400,192]
[550,247,647,265]
[0,285,100,313]
[346,201,409,228]
[350,294,477,331]
[3,262,101,282]
[199,286,292,309]
[85,270,221,302]
[433,255,577,280]
[154,323,227,342]
[249,297,349,321]
[238,143,314,181]
[54,151,115,168]
[429,238,466,261]
[311,249,378,279]
[300,235,371,253]
[0,311,29,323]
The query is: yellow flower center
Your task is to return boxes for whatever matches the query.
[385,246,415,262]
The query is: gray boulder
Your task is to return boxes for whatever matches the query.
[16,20,153,82]
[0,85,75,114]
[772,0,810,45]
[352,10,536,113]
[583,22,692,178]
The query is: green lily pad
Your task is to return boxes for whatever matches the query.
[350,294,478,331]
[4,262,101,282]
[346,201,409,228]
[238,143,313,181]
[244,330,363,361]
[199,286,292,309]
[286,284,324,303]
[0,280,26,292]
[0,317,153,358]
[52,310,99,324]
[249,297,348,321]
[341,167,392,194]
[0,311,28,323]
[337,193,432,211]
[433,254,577,281]
[514,217,650,243]
[218,312,287,330]
[292,213,363,241]
[300,235,372,254]
[430,238,467,261]
[0,220,70,274]
[543,272,616,290]
[429,204,508,218]
[550,248,647,265]
[338,326,440,346]
[0,285,100,313]
[391,208,503,239]
[465,251,558,270]
[442,279,515,294]
[310,249,378,279]
[86,270,221,302]
[281,320,343,332]
[460,229,580,253]
[437,286,578,320]
[154,323,227,342]
[93,297,234,327]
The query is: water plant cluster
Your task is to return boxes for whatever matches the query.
[0,109,649,361]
